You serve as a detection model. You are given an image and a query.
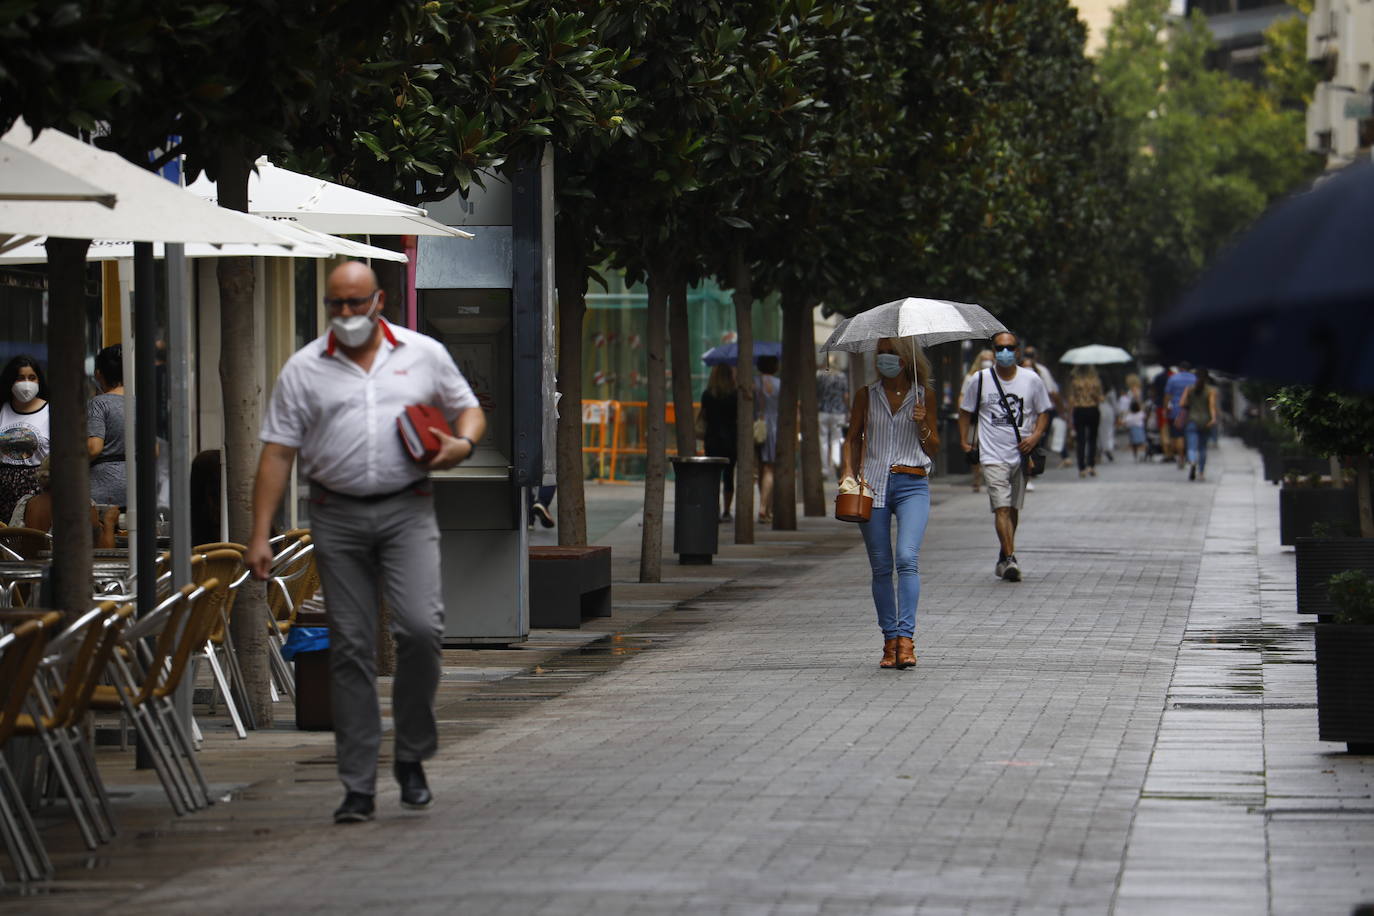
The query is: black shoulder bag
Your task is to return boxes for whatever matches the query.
[991,369,1047,477]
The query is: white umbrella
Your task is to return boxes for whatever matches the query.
[0,225,408,264]
[0,121,302,245]
[0,139,116,207]
[820,297,1008,351]
[186,158,474,239]
[1059,344,1132,365]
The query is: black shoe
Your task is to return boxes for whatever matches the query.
[395,760,432,810]
[1188,463,1197,481]
[532,503,555,528]
[1002,555,1022,582]
[333,791,375,824]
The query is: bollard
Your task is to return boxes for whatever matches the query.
[670,456,730,564]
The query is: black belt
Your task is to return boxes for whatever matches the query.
[309,478,427,503]
[92,454,125,466]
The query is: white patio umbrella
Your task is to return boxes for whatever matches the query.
[0,139,116,207]
[0,223,408,264]
[820,297,1008,351]
[186,158,475,239]
[1059,344,1133,365]
[0,121,302,246]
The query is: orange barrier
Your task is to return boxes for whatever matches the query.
[582,399,700,483]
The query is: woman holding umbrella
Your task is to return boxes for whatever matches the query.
[840,336,939,670]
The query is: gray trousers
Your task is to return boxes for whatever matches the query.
[308,485,444,795]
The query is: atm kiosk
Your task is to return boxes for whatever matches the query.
[415,149,554,644]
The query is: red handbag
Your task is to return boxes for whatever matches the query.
[397,404,453,463]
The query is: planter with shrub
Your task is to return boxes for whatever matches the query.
[1314,570,1374,754]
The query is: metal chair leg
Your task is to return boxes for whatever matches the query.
[204,641,246,739]
[0,757,51,881]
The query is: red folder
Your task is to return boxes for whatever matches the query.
[397,404,452,463]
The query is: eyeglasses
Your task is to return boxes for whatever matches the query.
[323,290,380,312]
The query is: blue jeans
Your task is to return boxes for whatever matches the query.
[859,473,930,640]
[1185,422,1208,472]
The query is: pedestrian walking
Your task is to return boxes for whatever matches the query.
[840,336,938,669]
[0,354,50,523]
[959,349,994,492]
[1178,368,1218,481]
[1163,362,1196,468]
[1123,399,1147,461]
[1068,365,1104,477]
[87,344,127,508]
[958,332,1050,582]
[528,481,556,528]
[698,364,737,521]
[816,356,849,481]
[755,354,781,523]
[1098,387,1116,463]
[245,261,486,825]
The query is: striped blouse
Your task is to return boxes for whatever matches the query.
[860,380,933,508]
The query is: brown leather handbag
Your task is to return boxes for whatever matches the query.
[834,434,873,523]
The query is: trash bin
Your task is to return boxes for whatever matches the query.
[283,609,332,731]
[670,456,729,564]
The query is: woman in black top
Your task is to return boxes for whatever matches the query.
[698,364,738,521]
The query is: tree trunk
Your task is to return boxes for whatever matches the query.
[45,238,93,620]
[1357,454,1373,539]
[216,141,273,726]
[639,270,669,583]
[669,274,696,459]
[798,303,825,517]
[731,247,755,545]
[554,221,589,546]
[773,293,803,530]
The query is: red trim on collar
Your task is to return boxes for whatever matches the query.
[324,318,400,357]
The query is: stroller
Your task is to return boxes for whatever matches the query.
[1141,407,1165,461]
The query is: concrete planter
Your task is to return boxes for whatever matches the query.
[1279,487,1361,545]
[1295,537,1374,616]
[1314,624,1374,753]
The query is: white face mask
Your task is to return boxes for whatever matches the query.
[980,360,992,370]
[329,295,381,348]
[12,381,38,404]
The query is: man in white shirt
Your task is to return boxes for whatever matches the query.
[246,261,486,824]
[958,332,1050,582]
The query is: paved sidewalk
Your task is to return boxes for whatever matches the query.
[10,441,1374,913]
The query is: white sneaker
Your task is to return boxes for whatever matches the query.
[1026,480,1036,491]
[995,556,1009,578]
[1002,555,1022,582]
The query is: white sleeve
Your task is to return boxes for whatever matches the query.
[260,361,308,448]
[1031,376,1052,414]
[959,371,981,413]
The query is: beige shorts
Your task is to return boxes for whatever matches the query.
[982,462,1026,512]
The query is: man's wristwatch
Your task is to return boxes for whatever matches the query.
[455,435,475,457]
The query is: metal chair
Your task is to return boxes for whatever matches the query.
[0,612,62,884]
[191,549,254,737]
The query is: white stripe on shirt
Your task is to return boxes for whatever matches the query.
[860,380,932,508]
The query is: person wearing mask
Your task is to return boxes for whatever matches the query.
[698,364,738,521]
[87,344,127,508]
[958,333,1050,582]
[840,336,938,669]
[246,261,486,824]
[1178,368,1218,481]
[959,349,994,493]
[0,355,51,523]
[1067,365,1105,478]
[755,354,781,523]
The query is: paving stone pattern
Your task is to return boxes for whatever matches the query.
[10,441,1373,914]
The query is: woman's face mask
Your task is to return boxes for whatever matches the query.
[11,380,38,404]
[875,353,904,378]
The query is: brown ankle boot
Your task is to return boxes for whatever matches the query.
[895,637,916,669]
[880,638,898,669]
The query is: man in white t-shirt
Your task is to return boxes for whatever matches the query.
[958,332,1051,582]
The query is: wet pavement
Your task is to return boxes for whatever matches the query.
[5,440,1373,914]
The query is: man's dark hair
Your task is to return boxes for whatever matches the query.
[756,354,780,375]
[0,354,47,400]
[993,331,1020,348]
[95,344,123,388]
[1179,360,1193,371]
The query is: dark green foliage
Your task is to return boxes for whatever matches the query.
[1328,570,1374,625]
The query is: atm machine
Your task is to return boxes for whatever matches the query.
[415,149,554,644]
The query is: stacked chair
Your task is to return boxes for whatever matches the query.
[0,528,319,884]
